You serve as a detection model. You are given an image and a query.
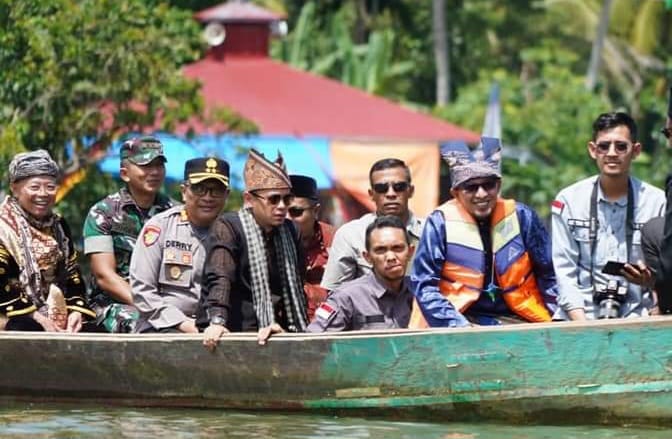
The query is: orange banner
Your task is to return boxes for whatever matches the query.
[330,140,439,217]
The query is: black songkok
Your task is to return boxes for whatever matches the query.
[289,175,318,201]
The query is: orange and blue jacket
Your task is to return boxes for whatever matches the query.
[409,198,558,327]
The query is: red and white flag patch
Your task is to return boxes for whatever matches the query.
[551,200,564,215]
[315,303,336,321]
[142,225,161,247]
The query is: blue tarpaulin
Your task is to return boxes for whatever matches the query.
[192,135,333,190]
[98,134,333,190]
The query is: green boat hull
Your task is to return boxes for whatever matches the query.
[1,317,672,425]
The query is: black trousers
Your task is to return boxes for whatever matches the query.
[5,316,44,331]
[5,316,107,332]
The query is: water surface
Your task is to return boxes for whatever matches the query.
[0,404,668,438]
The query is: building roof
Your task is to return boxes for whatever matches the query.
[183,57,480,142]
[195,1,285,23]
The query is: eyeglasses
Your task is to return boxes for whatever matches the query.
[372,181,410,194]
[26,183,58,194]
[288,206,309,218]
[594,140,630,154]
[460,180,499,193]
[661,127,671,139]
[251,191,294,206]
[187,183,228,198]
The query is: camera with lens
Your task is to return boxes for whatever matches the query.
[593,279,628,319]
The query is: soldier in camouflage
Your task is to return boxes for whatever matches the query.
[83,137,174,332]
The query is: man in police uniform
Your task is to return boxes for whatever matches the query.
[307,215,413,332]
[83,136,174,333]
[552,112,665,320]
[130,157,229,333]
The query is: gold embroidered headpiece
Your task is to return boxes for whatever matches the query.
[243,149,291,191]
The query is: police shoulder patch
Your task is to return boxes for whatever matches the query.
[142,225,161,247]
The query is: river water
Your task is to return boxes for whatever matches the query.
[0,404,669,438]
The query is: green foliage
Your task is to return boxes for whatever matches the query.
[0,0,257,243]
[267,0,671,217]
[271,1,415,98]
[435,56,608,217]
[0,0,205,161]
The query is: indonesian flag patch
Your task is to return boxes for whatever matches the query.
[551,200,564,215]
[142,225,161,247]
[315,303,336,321]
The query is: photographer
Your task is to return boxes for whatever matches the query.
[552,112,665,320]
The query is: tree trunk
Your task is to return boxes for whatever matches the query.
[585,0,613,91]
[433,0,450,105]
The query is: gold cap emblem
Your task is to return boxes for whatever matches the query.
[206,158,218,173]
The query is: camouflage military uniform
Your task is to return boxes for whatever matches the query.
[83,187,174,332]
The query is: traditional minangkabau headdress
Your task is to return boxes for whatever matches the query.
[243,149,291,191]
[441,137,502,188]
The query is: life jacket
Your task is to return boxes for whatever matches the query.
[409,198,551,328]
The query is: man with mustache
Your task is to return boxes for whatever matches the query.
[552,112,665,320]
[307,215,413,332]
[409,137,557,327]
[320,158,424,291]
[131,157,230,333]
[83,137,174,333]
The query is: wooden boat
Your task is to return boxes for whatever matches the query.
[1,316,672,425]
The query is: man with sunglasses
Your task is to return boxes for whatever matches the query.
[409,138,557,327]
[321,158,424,292]
[552,112,665,320]
[199,149,308,349]
[130,157,230,333]
[83,137,175,333]
[288,174,334,321]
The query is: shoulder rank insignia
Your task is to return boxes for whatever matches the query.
[142,225,161,247]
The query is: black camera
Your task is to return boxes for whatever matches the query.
[593,279,628,319]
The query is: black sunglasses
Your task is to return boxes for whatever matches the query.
[594,140,630,154]
[288,206,309,218]
[187,183,228,198]
[460,180,499,193]
[372,181,410,194]
[251,192,294,206]
[661,127,671,139]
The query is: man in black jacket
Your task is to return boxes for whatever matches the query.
[641,87,672,313]
[198,149,308,349]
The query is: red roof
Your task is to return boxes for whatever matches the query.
[183,57,480,142]
[195,1,285,23]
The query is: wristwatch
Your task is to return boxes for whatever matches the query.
[210,315,227,326]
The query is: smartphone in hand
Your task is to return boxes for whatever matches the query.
[602,260,627,276]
